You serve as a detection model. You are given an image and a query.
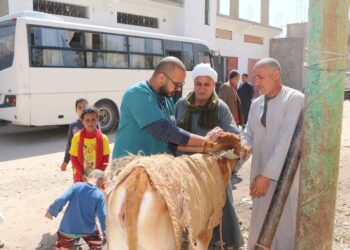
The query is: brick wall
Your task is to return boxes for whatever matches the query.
[269,37,305,91]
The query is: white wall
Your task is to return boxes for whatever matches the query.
[215,16,280,74]
[6,0,184,36]
[183,0,217,47]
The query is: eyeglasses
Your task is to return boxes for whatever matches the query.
[160,72,184,90]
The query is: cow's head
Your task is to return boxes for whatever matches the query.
[203,132,248,159]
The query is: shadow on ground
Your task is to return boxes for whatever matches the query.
[36,233,56,250]
[0,125,115,162]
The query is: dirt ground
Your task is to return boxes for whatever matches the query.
[0,101,349,250]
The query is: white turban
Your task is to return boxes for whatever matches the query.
[191,63,218,82]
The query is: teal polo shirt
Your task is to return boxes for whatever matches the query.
[112,81,175,159]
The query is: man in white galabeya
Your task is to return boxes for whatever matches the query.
[242,57,304,250]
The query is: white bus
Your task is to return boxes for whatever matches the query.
[0,11,211,132]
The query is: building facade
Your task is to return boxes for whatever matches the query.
[0,0,281,82]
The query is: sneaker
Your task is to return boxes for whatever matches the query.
[74,238,83,247]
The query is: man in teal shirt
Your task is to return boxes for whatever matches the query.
[113,57,213,158]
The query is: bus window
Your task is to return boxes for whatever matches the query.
[164,40,182,60]
[85,32,127,51]
[129,37,163,69]
[129,54,162,69]
[0,25,15,71]
[194,43,210,65]
[30,26,84,67]
[183,42,194,70]
[85,32,128,68]
[86,52,128,68]
[31,48,84,67]
[30,26,83,49]
[129,37,163,54]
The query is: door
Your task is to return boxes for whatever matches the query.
[248,58,260,98]
[226,57,238,82]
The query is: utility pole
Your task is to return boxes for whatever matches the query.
[295,0,348,249]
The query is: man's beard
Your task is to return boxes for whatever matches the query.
[158,85,169,96]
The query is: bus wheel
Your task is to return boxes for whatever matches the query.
[95,101,118,133]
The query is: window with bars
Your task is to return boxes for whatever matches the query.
[117,12,159,29]
[33,0,88,19]
[204,0,210,25]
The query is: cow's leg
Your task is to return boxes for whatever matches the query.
[107,168,176,250]
[196,230,213,250]
[106,184,129,250]
[137,190,176,250]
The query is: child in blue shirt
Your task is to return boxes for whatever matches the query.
[45,169,106,250]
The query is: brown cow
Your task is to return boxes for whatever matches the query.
[105,133,247,250]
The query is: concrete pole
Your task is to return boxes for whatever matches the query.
[295,0,348,249]
[229,0,239,19]
[260,0,269,26]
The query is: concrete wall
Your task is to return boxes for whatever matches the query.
[269,37,305,91]
[0,0,9,16]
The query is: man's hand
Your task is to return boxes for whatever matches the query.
[240,145,252,161]
[60,162,68,171]
[250,175,271,198]
[45,211,53,220]
[205,127,224,142]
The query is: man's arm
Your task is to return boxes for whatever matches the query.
[218,84,228,103]
[143,119,190,145]
[144,119,225,153]
[96,195,106,237]
[47,185,75,218]
[61,123,74,171]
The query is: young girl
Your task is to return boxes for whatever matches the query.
[69,107,110,182]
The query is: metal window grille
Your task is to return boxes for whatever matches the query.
[117,12,159,29]
[33,0,88,19]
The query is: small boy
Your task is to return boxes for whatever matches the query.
[45,170,107,250]
[60,98,89,171]
[69,107,110,183]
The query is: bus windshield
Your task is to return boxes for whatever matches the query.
[0,24,15,71]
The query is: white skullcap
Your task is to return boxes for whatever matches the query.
[191,63,218,82]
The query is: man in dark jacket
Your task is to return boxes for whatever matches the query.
[238,73,254,125]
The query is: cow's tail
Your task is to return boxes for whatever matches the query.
[125,167,149,250]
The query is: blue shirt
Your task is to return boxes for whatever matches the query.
[48,182,106,236]
[112,81,176,158]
